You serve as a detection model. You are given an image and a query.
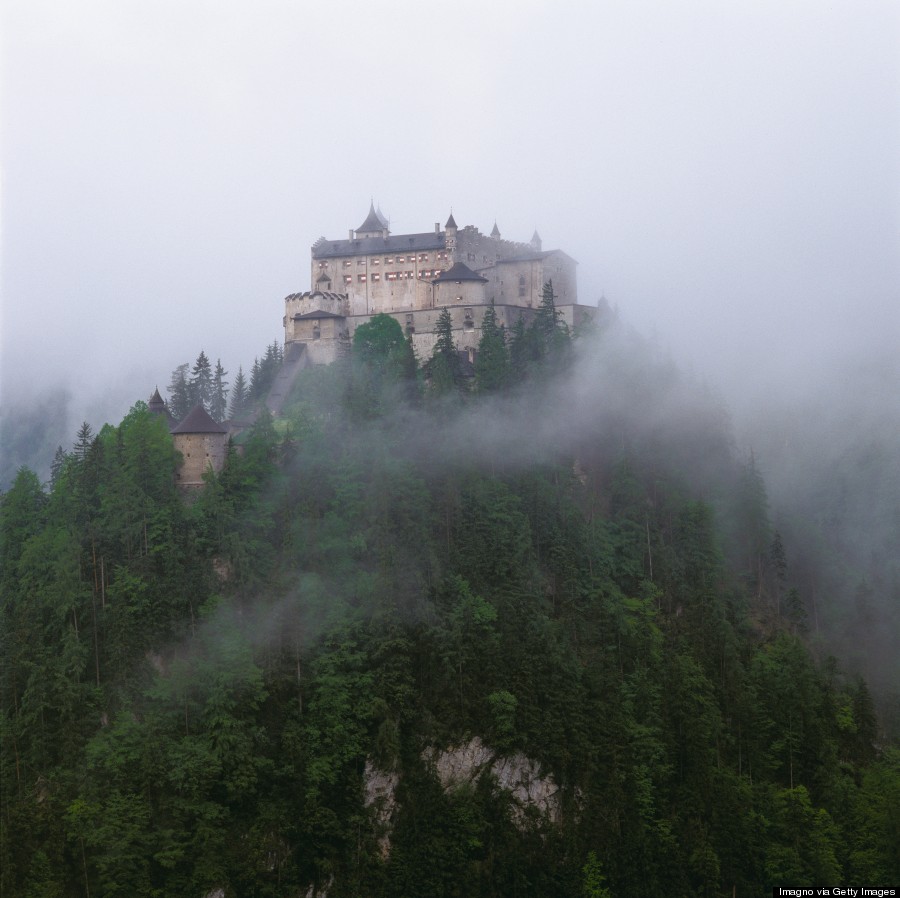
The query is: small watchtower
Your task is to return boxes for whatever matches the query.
[171,405,228,489]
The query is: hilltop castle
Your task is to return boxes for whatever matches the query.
[283,205,595,365]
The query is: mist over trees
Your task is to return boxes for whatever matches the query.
[2,294,898,896]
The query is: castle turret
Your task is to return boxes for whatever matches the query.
[490,221,501,238]
[445,212,458,253]
[148,387,176,426]
[530,229,542,252]
[355,201,389,239]
[171,405,228,489]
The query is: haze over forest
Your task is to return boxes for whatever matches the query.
[2,4,900,892]
[0,10,897,643]
[3,1,898,646]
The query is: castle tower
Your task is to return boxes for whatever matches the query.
[444,212,458,254]
[171,405,228,489]
[148,387,176,427]
[355,201,389,239]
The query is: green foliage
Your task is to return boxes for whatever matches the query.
[3,326,896,897]
[348,313,418,417]
[474,301,509,394]
[428,308,465,400]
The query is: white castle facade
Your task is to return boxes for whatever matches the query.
[283,205,595,365]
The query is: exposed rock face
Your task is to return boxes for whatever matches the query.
[362,760,400,857]
[363,738,562,858]
[304,877,333,898]
[427,737,562,825]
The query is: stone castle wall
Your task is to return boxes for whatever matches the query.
[173,432,227,487]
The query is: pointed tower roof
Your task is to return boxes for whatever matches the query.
[490,221,501,238]
[148,387,166,411]
[530,229,542,251]
[445,212,458,229]
[375,203,389,228]
[357,201,386,235]
[171,404,228,435]
[432,261,488,283]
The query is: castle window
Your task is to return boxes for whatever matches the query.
[343,275,352,284]
[518,274,526,297]
[357,260,366,267]
[371,258,380,266]
[397,255,405,263]
[418,253,428,262]
[386,272,399,281]
[467,252,476,261]
[385,257,394,263]
[406,271,415,279]
[318,261,328,269]
[342,260,352,268]
[312,324,321,340]
[371,273,381,282]
[438,251,448,260]
[358,274,366,283]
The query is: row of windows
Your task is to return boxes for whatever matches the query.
[333,252,444,269]
[341,270,447,285]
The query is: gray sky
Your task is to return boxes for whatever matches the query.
[2,0,898,426]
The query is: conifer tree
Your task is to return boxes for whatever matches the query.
[191,351,213,410]
[49,445,68,489]
[167,363,191,422]
[475,300,509,394]
[429,308,464,397]
[509,314,530,384]
[211,359,229,422]
[72,422,93,462]
[248,357,262,400]
[230,365,248,419]
[531,279,572,371]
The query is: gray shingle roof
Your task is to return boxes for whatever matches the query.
[171,404,228,434]
[432,261,488,283]
[312,232,446,259]
[356,202,385,234]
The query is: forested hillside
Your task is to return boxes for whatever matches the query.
[2,295,898,897]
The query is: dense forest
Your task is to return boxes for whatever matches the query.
[2,290,898,897]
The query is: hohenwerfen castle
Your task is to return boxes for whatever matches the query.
[283,204,595,365]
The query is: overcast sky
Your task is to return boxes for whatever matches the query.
[2,0,898,429]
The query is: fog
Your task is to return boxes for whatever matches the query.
[2,3,898,486]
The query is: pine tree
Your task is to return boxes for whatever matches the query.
[191,351,213,410]
[230,366,248,419]
[475,301,509,394]
[49,445,68,489]
[508,314,531,384]
[428,308,463,398]
[211,359,229,422]
[72,422,93,462]
[248,357,262,400]
[167,363,191,421]
[531,279,572,371]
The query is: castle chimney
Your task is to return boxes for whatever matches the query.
[435,222,440,233]
[349,229,354,240]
